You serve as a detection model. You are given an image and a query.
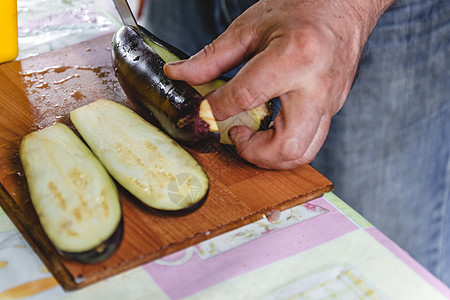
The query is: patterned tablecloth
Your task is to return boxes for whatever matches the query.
[1,193,450,299]
[1,1,449,299]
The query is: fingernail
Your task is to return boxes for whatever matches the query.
[165,59,187,66]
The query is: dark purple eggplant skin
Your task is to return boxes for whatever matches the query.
[147,190,208,217]
[112,25,214,144]
[114,178,208,216]
[58,218,124,264]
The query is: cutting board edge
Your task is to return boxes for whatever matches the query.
[70,181,334,289]
[0,181,333,290]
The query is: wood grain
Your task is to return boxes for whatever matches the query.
[0,34,333,290]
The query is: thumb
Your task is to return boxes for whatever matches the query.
[164,27,253,86]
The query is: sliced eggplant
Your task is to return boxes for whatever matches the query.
[19,123,122,264]
[70,99,209,212]
[112,25,271,145]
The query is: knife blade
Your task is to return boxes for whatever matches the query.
[112,0,141,35]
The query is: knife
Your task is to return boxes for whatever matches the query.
[112,0,141,35]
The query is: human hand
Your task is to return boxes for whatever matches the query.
[164,0,394,169]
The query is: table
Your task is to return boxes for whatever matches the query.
[1,1,449,299]
[1,193,449,299]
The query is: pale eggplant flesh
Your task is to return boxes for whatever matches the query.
[70,99,209,212]
[19,123,123,264]
[112,25,272,146]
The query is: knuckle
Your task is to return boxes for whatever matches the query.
[275,134,316,165]
[298,27,326,53]
[299,152,316,165]
[277,137,304,162]
[231,85,261,111]
[281,25,331,66]
[200,42,217,58]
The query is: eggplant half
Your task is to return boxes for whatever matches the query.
[112,25,213,144]
[112,25,271,145]
[19,123,123,264]
[70,99,209,212]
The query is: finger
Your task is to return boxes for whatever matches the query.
[164,26,254,86]
[272,113,330,169]
[207,38,298,121]
[229,90,331,169]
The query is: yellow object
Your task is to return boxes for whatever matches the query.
[0,0,18,63]
[0,277,58,299]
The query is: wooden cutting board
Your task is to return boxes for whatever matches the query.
[0,33,333,290]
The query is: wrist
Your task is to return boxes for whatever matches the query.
[348,0,397,43]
